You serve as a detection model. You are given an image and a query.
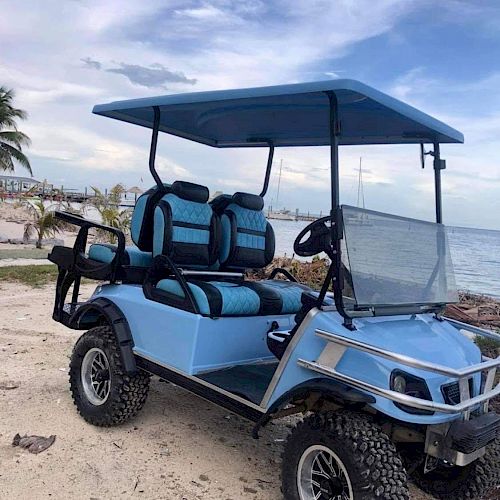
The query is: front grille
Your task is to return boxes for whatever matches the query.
[442,378,474,405]
[448,412,500,454]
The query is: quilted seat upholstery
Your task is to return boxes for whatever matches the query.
[88,243,152,267]
[156,278,283,316]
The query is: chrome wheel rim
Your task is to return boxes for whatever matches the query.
[81,348,111,406]
[297,445,354,500]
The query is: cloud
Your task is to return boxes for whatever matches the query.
[81,57,102,70]
[2,1,500,229]
[106,62,197,88]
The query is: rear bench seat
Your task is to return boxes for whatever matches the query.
[87,184,169,274]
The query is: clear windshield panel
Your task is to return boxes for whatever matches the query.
[342,206,458,308]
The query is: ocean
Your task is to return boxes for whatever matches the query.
[270,219,500,298]
[8,200,499,298]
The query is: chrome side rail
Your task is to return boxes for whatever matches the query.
[315,329,500,378]
[297,359,500,414]
[298,328,500,416]
[443,316,500,342]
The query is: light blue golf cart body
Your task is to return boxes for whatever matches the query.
[49,80,499,466]
[87,281,483,425]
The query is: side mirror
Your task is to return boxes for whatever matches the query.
[420,143,435,169]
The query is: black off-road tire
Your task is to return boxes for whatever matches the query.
[282,411,410,499]
[410,436,500,499]
[69,326,150,426]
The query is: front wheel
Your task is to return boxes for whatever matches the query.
[409,436,500,499]
[282,411,410,499]
[69,326,150,426]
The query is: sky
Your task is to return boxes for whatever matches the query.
[1,0,500,229]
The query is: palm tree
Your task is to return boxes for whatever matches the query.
[23,200,69,248]
[0,87,32,175]
[86,184,131,243]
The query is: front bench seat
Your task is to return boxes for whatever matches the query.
[145,181,283,316]
[211,192,316,315]
[155,279,282,316]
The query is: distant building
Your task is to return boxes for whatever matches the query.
[0,175,53,193]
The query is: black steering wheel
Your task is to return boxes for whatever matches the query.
[294,216,333,257]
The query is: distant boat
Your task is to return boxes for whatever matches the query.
[267,208,295,221]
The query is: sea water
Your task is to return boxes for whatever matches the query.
[271,219,500,298]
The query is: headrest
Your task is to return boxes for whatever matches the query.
[171,181,209,203]
[210,193,233,214]
[232,192,264,211]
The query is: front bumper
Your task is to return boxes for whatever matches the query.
[425,412,500,466]
[299,325,500,416]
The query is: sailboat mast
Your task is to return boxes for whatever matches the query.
[357,157,365,209]
[276,159,283,207]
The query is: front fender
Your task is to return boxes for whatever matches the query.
[252,377,375,438]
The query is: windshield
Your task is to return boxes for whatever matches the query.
[342,206,458,309]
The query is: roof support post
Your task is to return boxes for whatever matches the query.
[259,142,275,197]
[149,106,163,188]
[325,92,354,330]
[433,142,443,224]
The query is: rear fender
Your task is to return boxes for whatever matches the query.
[70,297,136,374]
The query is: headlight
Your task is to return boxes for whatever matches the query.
[390,370,434,415]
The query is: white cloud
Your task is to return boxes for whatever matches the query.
[1,1,499,229]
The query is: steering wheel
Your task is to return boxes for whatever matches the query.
[294,216,333,257]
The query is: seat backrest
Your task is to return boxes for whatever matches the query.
[153,180,219,268]
[130,184,170,251]
[213,192,275,270]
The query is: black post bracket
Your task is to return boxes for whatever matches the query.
[259,140,275,197]
[149,106,163,188]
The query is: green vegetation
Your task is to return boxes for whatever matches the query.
[23,199,72,248]
[0,248,49,259]
[475,335,500,359]
[0,86,32,175]
[0,264,58,287]
[86,184,132,243]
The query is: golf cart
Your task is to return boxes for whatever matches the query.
[49,80,500,499]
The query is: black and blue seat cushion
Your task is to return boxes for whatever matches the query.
[212,192,317,314]
[152,278,283,316]
[88,243,153,267]
[86,183,171,281]
[260,280,313,314]
[217,192,275,270]
[131,183,171,251]
[153,181,220,268]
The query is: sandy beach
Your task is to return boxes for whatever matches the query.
[0,202,498,499]
[0,282,436,500]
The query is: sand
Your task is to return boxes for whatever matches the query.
[0,282,436,500]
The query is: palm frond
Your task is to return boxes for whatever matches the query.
[0,131,31,148]
[0,142,32,175]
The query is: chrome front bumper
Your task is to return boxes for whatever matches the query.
[298,320,500,417]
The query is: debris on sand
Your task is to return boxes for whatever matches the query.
[0,381,19,390]
[445,291,500,330]
[12,433,56,454]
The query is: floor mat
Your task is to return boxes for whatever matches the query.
[198,362,278,405]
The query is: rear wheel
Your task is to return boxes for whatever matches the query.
[69,326,150,426]
[282,411,410,499]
